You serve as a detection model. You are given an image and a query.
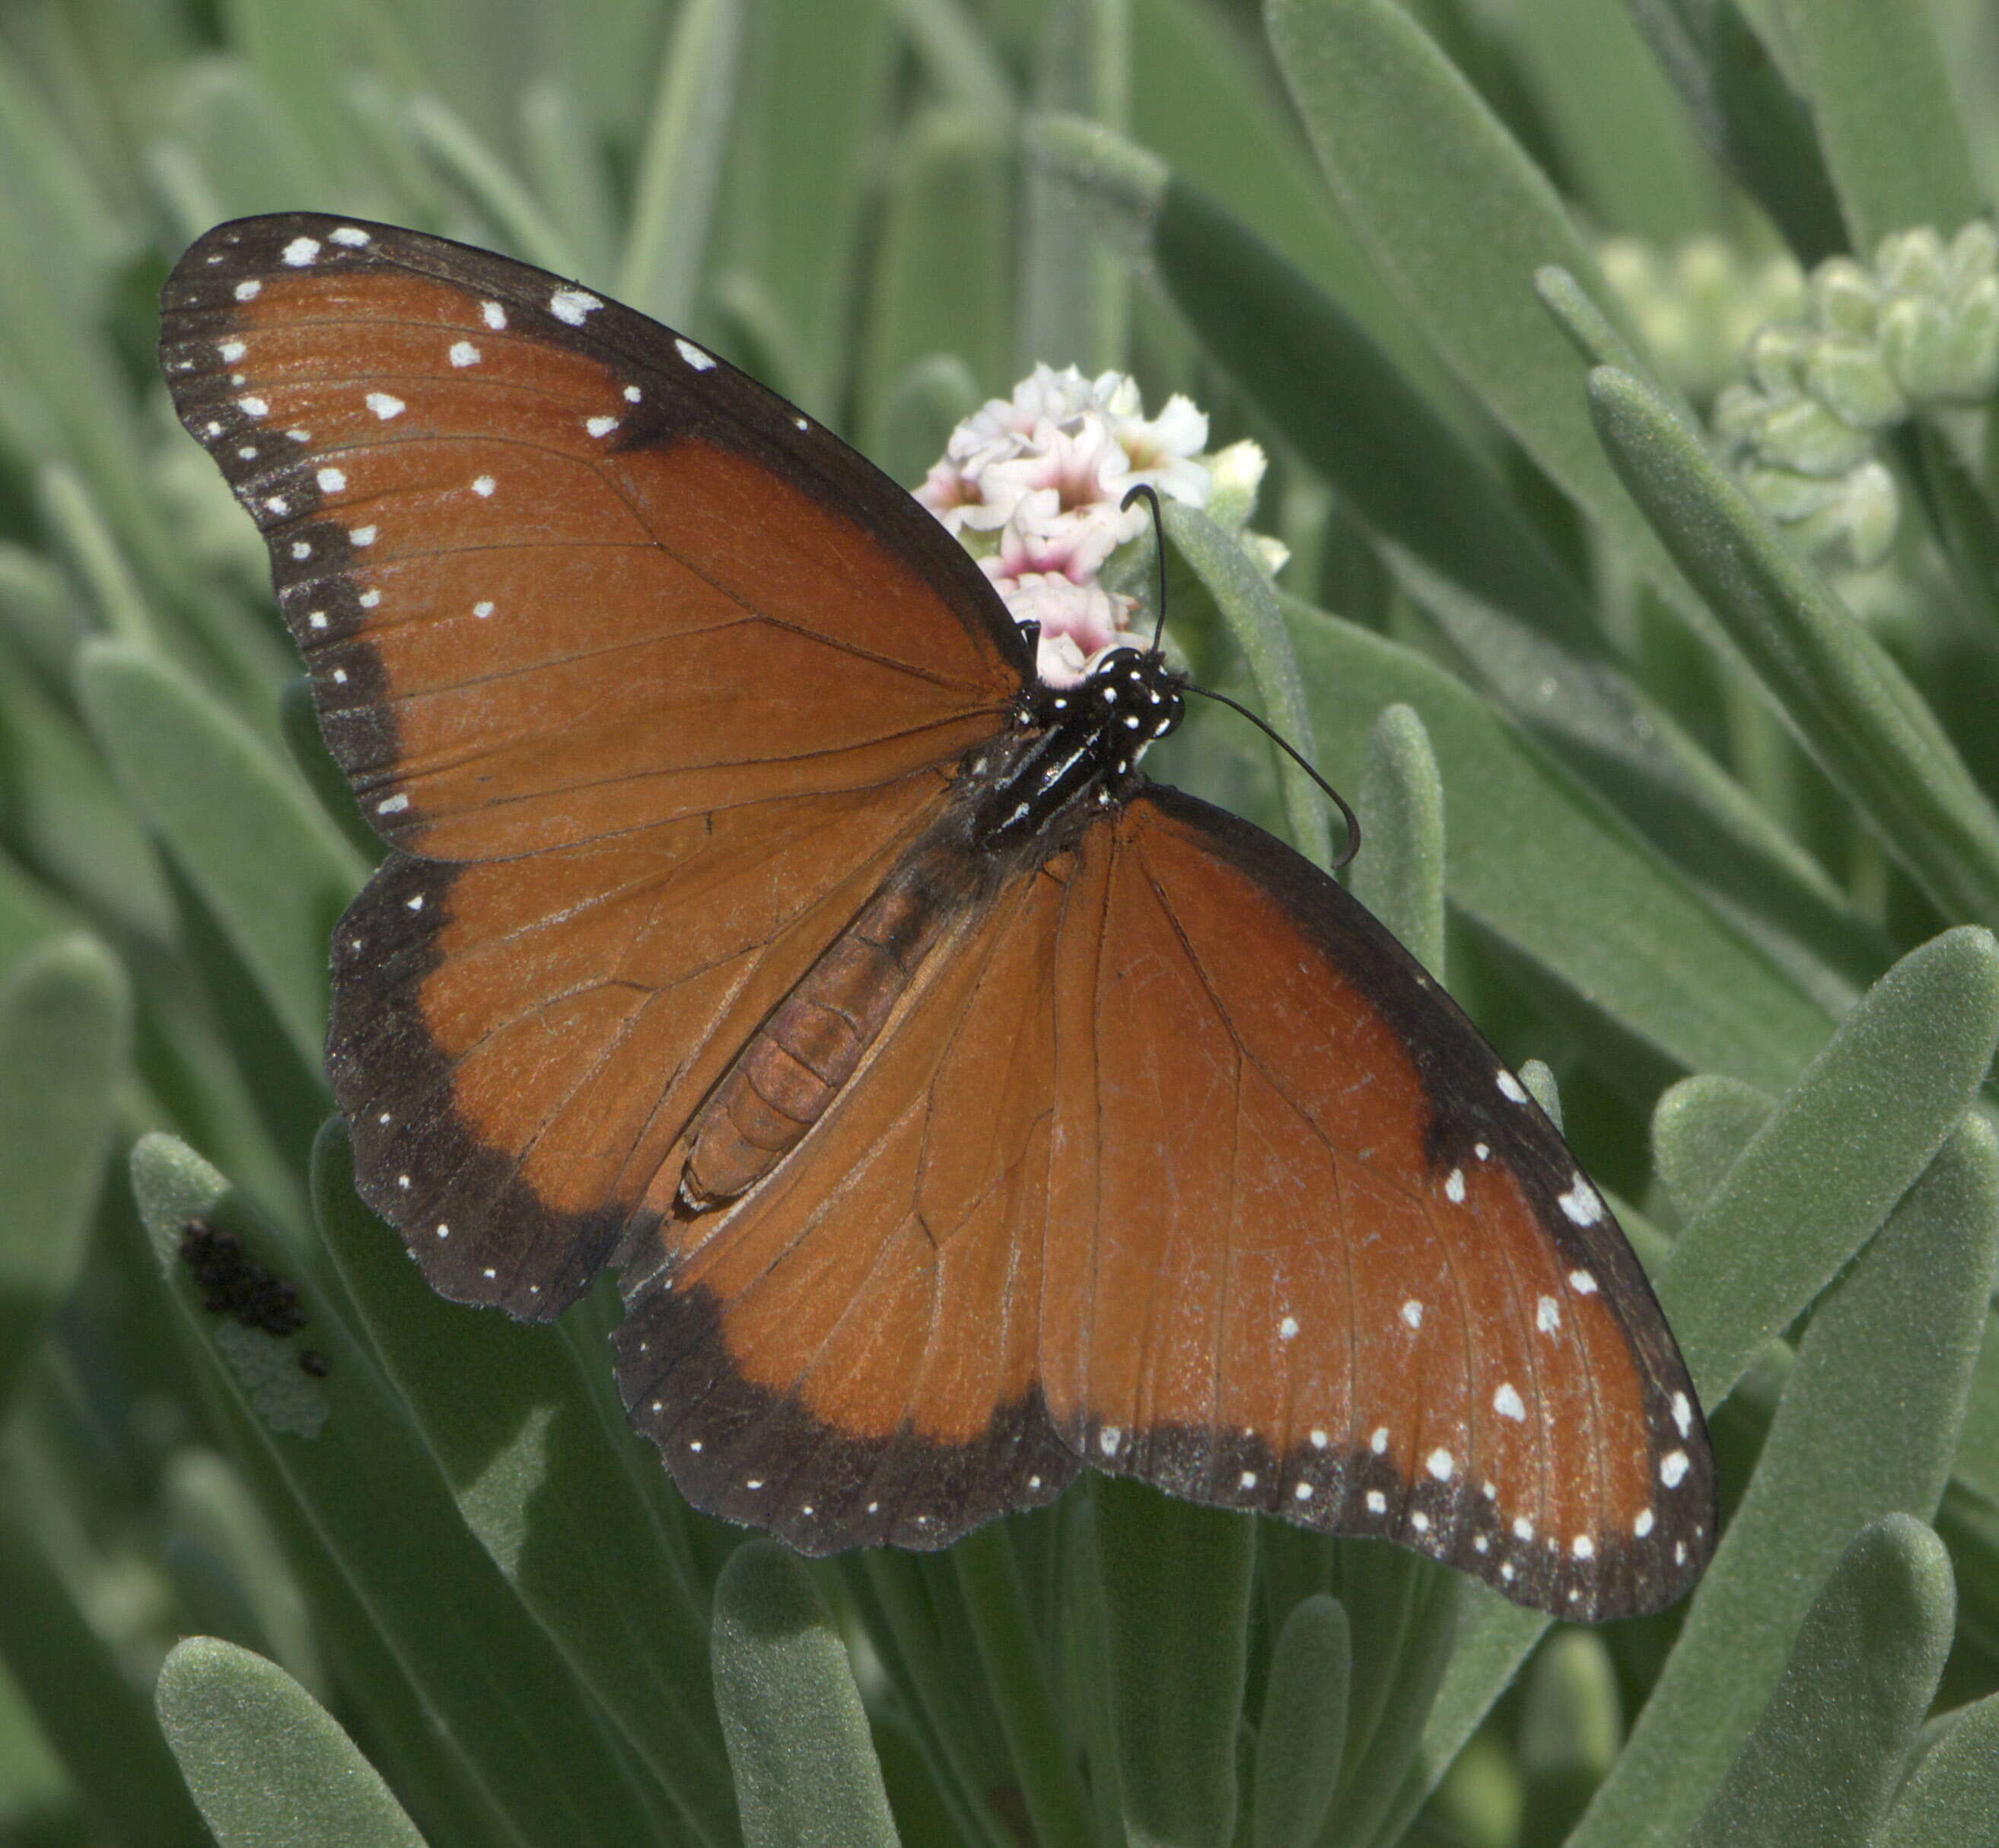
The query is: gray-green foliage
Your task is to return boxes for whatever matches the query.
[2,2,1998,1844]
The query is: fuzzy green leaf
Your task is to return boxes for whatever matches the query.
[1682,1515,1955,1848]
[155,1637,426,1848]
[128,1133,667,1848]
[1649,1073,1775,1220]
[711,1542,901,1848]
[1281,598,1830,1090]
[78,640,363,1071]
[1164,500,1332,867]
[1774,0,1987,252]
[1623,0,1848,260]
[1569,1115,1999,1848]
[1352,704,1444,978]
[616,0,744,329]
[1263,0,1693,613]
[310,1121,737,1846]
[1094,1478,1253,1848]
[1587,366,1999,931]
[1661,926,1999,1407]
[0,933,126,1414]
[0,1502,208,1848]
[1252,1595,1348,1848]
[1878,1691,1999,1847]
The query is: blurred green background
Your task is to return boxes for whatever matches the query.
[6,1,1999,1844]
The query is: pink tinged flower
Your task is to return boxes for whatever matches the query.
[983,494,1137,584]
[994,574,1140,687]
[915,456,987,532]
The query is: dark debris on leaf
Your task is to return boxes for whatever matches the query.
[179,1218,310,1338]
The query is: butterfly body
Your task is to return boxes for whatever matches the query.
[160,214,1717,1619]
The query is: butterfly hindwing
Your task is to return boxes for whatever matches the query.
[1037,787,1715,1618]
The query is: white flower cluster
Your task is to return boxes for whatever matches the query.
[918,364,1213,686]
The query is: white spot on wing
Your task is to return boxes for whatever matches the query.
[1098,1425,1122,1456]
[1278,1315,1299,1340]
[329,226,371,247]
[1426,1448,1454,1481]
[1634,1508,1655,1538]
[1660,1449,1689,1487]
[1498,1070,1529,1103]
[1401,1299,1424,1330]
[1366,1490,1387,1514]
[1559,1175,1605,1226]
[1672,1392,1692,1436]
[550,288,601,325]
[317,467,345,492]
[1537,1295,1561,1334]
[365,391,404,420]
[1370,1427,1389,1454]
[1310,1429,1329,1449]
[1445,1167,1466,1204]
[282,236,320,266]
[473,601,495,619]
[1494,1382,1526,1421]
[234,279,262,301]
[377,794,409,815]
[585,415,618,437]
[482,300,507,329]
[448,341,481,367]
[472,476,495,497]
[1572,1535,1594,1559]
[238,396,269,418]
[676,336,717,371]
[218,339,246,362]
[349,525,377,547]
[1568,1269,1599,1296]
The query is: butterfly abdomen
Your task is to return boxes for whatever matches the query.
[677,841,973,1210]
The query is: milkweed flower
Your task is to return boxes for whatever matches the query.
[918,364,1216,685]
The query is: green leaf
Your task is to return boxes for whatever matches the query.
[128,1133,668,1848]
[952,1523,1093,1848]
[1263,0,1695,615]
[310,1121,737,1846]
[155,1637,427,1848]
[1281,597,1831,1090]
[711,0,896,415]
[1589,366,1999,931]
[1018,0,1132,376]
[1507,0,1718,243]
[616,0,744,329]
[1352,704,1444,978]
[1660,926,1999,1407]
[711,1542,901,1848]
[1023,133,1596,657]
[858,110,1012,460]
[1252,1595,1348,1848]
[1165,501,1332,867]
[1773,0,1987,252]
[1623,0,1848,261]
[78,640,364,1072]
[1568,1115,1999,1848]
[1877,1689,1999,1847]
[0,1501,208,1848]
[1684,1516,1955,1848]
[0,933,127,1414]
[1648,1073,1774,1218]
[1093,1478,1253,1848]
[1131,0,1466,417]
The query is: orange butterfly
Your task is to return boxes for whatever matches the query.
[161,215,1714,1618]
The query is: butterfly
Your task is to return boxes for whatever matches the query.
[158,214,1715,1619]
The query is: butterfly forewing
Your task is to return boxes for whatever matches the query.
[159,215,1024,1316]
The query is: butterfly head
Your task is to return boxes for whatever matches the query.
[971,645,1186,856]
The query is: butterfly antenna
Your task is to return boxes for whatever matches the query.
[1119,481,1361,870]
[1120,482,1172,653]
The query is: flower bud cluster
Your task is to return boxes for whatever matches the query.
[1599,236,1804,409]
[1709,222,1999,570]
[917,364,1272,685]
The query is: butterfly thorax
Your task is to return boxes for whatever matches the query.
[972,645,1186,855]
